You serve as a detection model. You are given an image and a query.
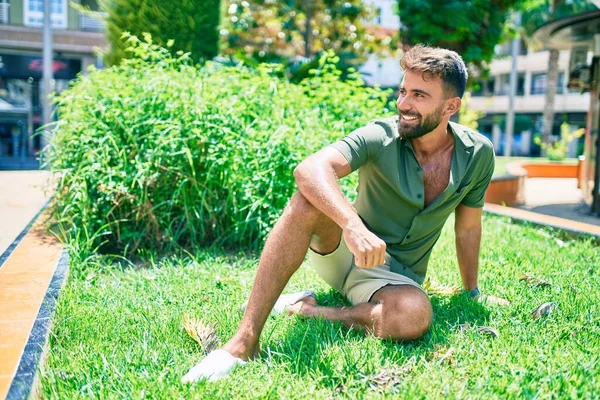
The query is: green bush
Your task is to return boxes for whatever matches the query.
[534,122,585,162]
[45,35,393,259]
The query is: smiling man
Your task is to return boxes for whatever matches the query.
[182,44,496,382]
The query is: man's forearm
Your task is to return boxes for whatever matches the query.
[294,149,386,269]
[455,226,481,291]
[293,158,360,230]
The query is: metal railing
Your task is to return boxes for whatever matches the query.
[0,1,10,24]
[79,12,106,31]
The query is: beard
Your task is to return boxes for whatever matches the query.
[397,103,444,139]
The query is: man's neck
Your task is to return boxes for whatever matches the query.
[411,122,453,157]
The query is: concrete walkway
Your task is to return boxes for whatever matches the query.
[517,178,600,227]
[0,171,55,255]
[0,171,63,400]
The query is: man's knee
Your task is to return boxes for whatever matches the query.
[281,192,323,231]
[373,286,432,341]
[286,192,320,219]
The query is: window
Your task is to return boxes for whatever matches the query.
[557,72,565,94]
[488,79,496,96]
[471,79,496,97]
[531,72,565,95]
[24,0,67,28]
[497,73,525,96]
[471,81,484,96]
[494,39,528,57]
[531,73,546,95]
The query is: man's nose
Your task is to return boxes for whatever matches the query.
[397,95,411,111]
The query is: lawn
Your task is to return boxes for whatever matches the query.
[40,214,599,399]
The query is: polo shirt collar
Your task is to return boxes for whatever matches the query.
[398,120,475,210]
[448,121,474,184]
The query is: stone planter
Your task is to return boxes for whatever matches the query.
[485,158,584,206]
[486,173,526,207]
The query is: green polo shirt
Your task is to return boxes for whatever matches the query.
[330,116,495,283]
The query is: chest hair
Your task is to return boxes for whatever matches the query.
[417,146,454,206]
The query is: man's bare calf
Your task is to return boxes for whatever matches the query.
[287,285,432,341]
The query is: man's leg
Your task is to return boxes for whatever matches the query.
[288,285,433,341]
[222,191,343,360]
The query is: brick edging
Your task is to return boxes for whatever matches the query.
[0,200,51,271]
[5,250,69,400]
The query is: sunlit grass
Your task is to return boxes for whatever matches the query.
[41,214,600,398]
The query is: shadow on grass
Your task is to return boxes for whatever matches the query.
[263,289,491,390]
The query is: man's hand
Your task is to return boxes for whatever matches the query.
[343,219,386,268]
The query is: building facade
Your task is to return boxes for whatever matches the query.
[534,9,600,214]
[359,0,402,89]
[0,0,107,169]
[470,46,590,157]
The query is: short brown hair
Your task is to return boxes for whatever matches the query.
[400,44,468,98]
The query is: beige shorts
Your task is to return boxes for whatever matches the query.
[308,238,427,306]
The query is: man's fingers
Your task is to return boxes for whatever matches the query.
[354,248,366,268]
[369,239,386,268]
[378,251,386,267]
[363,245,374,267]
[353,240,388,269]
[345,230,387,269]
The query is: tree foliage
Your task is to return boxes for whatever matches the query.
[101,0,221,65]
[397,0,520,71]
[520,0,596,39]
[220,0,397,66]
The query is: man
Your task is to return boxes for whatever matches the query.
[182,44,496,383]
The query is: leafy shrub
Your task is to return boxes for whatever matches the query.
[534,122,585,162]
[44,35,393,258]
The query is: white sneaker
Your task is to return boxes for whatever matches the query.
[181,349,247,383]
[241,290,316,316]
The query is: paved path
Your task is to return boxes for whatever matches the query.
[0,171,54,255]
[0,170,62,400]
[517,178,600,227]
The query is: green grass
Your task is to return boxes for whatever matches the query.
[493,157,579,178]
[41,214,600,399]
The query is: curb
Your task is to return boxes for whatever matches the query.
[484,203,600,241]
[5,250,69,400]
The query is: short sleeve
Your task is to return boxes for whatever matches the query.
[461,145,495,208]
[329,123,391,172]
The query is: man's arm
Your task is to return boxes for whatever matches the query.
[294,147,386,268]
[455,203,509,305]
[454,203,482,292]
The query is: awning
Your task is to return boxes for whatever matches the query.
[534,10,600,50]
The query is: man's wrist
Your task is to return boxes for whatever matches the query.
[341,214,363,231]
[467,286,480,298]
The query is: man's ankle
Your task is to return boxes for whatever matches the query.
[222,336,260,360]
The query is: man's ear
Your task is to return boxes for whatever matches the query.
[445,97,462,117]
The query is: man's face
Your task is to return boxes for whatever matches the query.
[396,71,449,139]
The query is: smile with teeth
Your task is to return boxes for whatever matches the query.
[401,114,419,121]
